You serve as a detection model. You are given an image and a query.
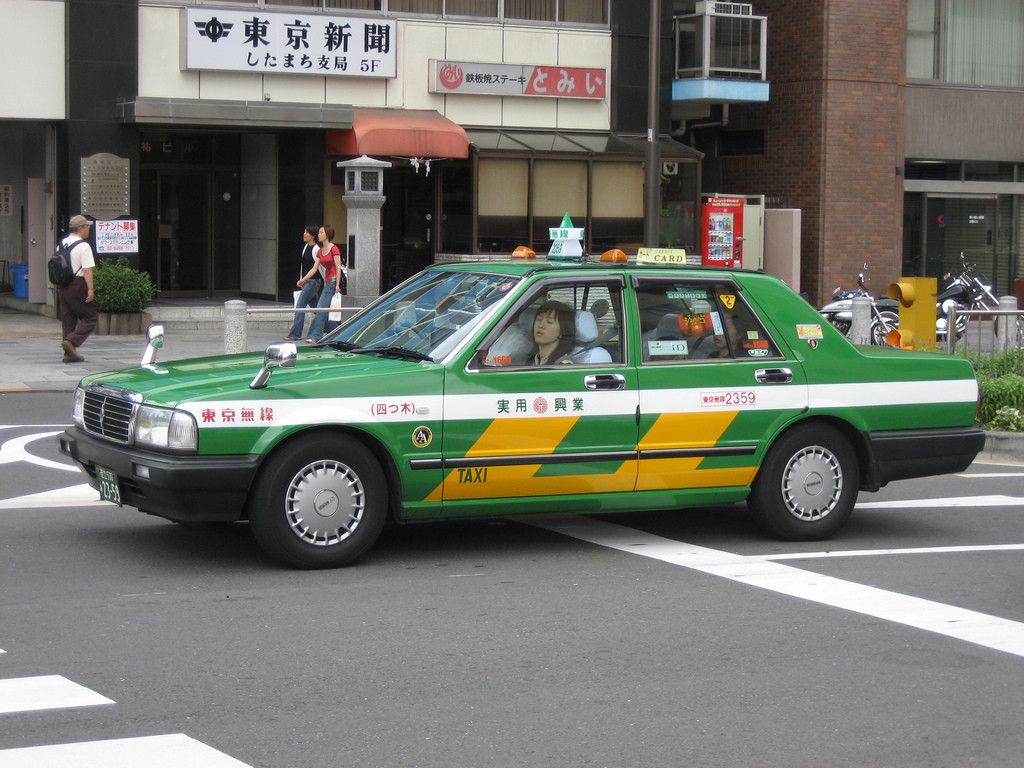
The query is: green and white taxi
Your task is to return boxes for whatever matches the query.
[61,253,985,568]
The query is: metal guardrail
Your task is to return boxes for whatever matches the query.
[945,307,1024,357]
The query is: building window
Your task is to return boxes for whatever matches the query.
[262,0,600,21]
[591,162,643,252]
[907,0,1024,87]
[478,158,529,253]
[533,160,588,250]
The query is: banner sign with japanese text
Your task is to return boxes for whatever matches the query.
[429,60,606,99]
[184,9,396,78]
[95,220,139,254]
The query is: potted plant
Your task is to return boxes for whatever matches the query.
[93,256,156,335]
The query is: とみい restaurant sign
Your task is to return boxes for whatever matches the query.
[429,60,606,99]
[183,9,396,78]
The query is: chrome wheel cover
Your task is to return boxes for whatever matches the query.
[780,445,842,522]
[284,459,364,546]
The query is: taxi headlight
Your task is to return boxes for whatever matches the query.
[72,388,85,428]
[133,405,197,452]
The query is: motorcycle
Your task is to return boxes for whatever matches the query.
[819,264,900,346]
[935,252,999,340]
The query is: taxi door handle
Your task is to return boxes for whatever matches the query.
[755,368,793,384]
[585,374,625,391]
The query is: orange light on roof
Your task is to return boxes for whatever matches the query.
[600,248,627,263]
[512,245,537,259]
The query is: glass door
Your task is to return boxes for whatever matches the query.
[157,173,210,295]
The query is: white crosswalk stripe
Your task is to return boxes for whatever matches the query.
[0,675,114,715]
[0,734,253,767]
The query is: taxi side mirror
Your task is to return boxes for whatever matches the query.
[141,323,165,366]
[251,343,297,389]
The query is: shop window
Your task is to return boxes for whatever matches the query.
[964,162,1016,182]
[905,160,961,181]
[591,162,643,253]
[478,158,529,253]
[389,0,442,12]
[533,160,588,251]
[660,161,698,251]
[505,0,556,21]
[440,164,473,253]
[447,0,498,16]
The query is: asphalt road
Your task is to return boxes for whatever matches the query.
[1,391,1022,768]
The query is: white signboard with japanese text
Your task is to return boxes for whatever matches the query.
[95,220,139,254]
[430,60,606,99]
[184,9,396,78]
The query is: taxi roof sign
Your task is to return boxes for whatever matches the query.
[636,247,688,265]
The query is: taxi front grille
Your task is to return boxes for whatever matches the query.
[82,389,137,445]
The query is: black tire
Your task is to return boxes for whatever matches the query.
[249,433,387,569]
[871,311,900,346]
[749,424,859,541]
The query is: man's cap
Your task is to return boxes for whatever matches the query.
[69,214,90,230]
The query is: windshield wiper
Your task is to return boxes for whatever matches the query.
[322,340,360,352]
[352,345,434,362]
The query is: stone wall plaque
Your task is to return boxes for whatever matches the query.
[81,153,130,219]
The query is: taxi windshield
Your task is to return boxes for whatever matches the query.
[322,270,521,360]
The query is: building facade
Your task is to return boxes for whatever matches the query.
[680,0,1024,304]
[1,0,699,310]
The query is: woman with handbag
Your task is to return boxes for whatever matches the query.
[306,224,344,343]
[285,225,322,341]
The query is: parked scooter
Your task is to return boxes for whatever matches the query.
[935,252,999,340]
[819,264,900,346]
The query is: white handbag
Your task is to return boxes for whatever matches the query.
[292,290,302,307]
[328,291,343,322]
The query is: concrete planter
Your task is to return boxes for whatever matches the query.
[95,311,150,336]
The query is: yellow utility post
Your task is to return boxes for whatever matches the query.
[886,277,937,351]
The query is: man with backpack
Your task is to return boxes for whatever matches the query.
[57,214,97,363]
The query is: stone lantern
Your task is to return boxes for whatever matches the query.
[337,155,390,305]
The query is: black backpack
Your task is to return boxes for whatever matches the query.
[48,240,81,287]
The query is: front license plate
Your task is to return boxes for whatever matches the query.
[96,465,122,506]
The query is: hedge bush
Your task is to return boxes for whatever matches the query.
[93,257,155,313]
[978,374,1024,426]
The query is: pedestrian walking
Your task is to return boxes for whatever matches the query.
[305,225,344,343]
[285,225,323,341]
[59,214,97,363]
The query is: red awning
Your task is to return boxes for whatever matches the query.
[326,109,469,159]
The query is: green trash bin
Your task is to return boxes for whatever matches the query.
[11,263,28,299]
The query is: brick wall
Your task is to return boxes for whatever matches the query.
[719,0,906,304]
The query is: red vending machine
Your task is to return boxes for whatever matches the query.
[701,197,745,269]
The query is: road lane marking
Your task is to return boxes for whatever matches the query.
[0,425,71,430]
[0,484,108,510]
[761,543,1024,560]
[0,734,252,767]
[0,431,78,472]
[857,494,1024,509]
[532,516,1024,659]
[0,675,114,715]
[957,472,1024,478]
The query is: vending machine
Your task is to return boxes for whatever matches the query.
[701,196,745,269]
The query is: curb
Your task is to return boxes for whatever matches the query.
[978,431,1024,465]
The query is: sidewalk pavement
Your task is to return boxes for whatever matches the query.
[1,306,1021,464]
[0,307,286,393]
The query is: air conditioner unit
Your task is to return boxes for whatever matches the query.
[661,161,679,176]
[696,1,753,15]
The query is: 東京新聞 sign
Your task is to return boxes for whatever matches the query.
[184,9,396,78]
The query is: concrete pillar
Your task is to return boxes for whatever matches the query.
[995,295,1019,353]
[850,296,871,345]
[337,155,390,307]
[224,299,247,355]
